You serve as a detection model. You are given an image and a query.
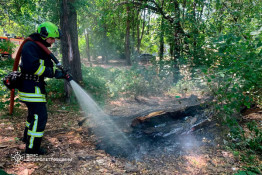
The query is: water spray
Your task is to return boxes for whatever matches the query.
[69,80,135,156]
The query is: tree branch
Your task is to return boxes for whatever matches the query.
[116,0,188,38]
[116,0,174,24]
[222,2,247,40]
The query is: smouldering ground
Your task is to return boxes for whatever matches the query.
[1,96,261,174]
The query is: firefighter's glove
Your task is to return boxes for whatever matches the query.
[54,70,65,79]
[64,73,73,82]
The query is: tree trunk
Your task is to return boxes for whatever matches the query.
[170,42,174,59]
[136,15,141,54]
[102,25,109,64]
[172,0,181,83]
[125,4,131,65]
[60,0,83,98]
[131,8,136,56]
[159,17,164,60]
[137,10,146,54]
[192,1,197,60]
[84,29,91,63]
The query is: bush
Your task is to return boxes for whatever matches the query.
[0,40,16,55]
[82,66,109,102]
[202,33,262,156]
[0,59,14,110]
[81,64,174,101]
[45,78,65,104]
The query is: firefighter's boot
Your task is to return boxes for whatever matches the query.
[25,137,47,155]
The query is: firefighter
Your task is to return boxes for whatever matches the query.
[19,22,65,155]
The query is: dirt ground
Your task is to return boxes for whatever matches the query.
[0,95,261,175]
[0,59,261,174]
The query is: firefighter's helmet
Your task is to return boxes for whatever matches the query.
[37,22,61,39]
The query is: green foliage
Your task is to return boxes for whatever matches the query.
[203,31,262,152]
[78,36,87,58]
[235,166,262,175]
[199,1,262,168]
[113,64,172,97]
[81,64,173,101]
[0,40,16,55]
[229,120,262,155]
[1,0,41,36]
[82,66,109,102]
[245,121,262,152]
[0,58,14,108]
[0,0,62,37]
[45,78,65,105]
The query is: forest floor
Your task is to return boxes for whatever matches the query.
[0,58,261,175]
[0,97,261,175]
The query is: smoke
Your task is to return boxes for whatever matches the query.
[69,80,135,157]
[69,63,212,160]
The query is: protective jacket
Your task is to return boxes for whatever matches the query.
[19,33,55,103]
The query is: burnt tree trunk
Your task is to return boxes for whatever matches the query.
[60,0,82,98]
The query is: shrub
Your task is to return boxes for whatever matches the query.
[0,40,16,56]
[81,64,174,101]
[0,59,14,110]
[202,33,262,156]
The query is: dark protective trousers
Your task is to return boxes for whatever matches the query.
[23,102,47,153]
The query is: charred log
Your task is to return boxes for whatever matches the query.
[131,104,207,128]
